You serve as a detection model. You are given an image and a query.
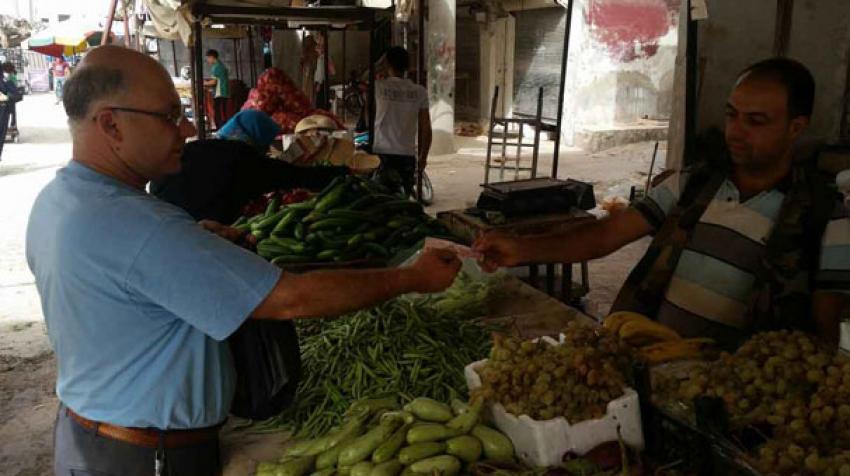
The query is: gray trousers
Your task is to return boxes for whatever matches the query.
[54,404,222,476]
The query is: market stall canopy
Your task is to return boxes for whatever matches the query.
[24,19,122,57]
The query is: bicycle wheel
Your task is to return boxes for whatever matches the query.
[415,171,434,206]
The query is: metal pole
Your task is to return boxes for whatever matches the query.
[247,26,257,85]
[368,19,377,151]
[192,20,206,136]
[171,39,179,76]
[645,141,659,193]
[417,0,425,87]
[342,29,347,123]
[684,0,698,163]
[123,0,131,48]
[323,28,330,110]
[233,38,241,81]
[103,0,119,46]
[551,0,573,179]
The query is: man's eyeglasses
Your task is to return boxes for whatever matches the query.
[97,106,186,127]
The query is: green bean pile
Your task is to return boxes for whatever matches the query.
[269,274,501,437]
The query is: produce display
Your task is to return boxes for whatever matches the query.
[472,321,634,422]
[603,311,718,364]
[265,273,502,438]
[240,188,312,218]
[233,175,451,266]
[256,396,515,476]
[242,67,343,133]
[654,330,850,475]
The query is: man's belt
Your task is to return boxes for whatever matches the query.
[66,407,220,449]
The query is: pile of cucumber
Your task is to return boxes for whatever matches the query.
[233,176,451,265]
[256,396,514,476]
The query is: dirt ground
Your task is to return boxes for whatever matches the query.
[0,93,656,475]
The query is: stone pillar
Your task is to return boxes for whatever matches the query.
[427,0,457,155]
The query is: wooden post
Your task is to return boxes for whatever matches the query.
[103,0,119,46]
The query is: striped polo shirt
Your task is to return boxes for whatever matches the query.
[633,171,850,342]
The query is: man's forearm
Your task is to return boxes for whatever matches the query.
[519,209,652,264]
[252,267,418,320]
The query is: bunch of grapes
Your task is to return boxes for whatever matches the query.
[473,321,634,422]
[754,439,850,475]
[654,330,850,475]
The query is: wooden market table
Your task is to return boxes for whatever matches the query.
[217,276,594,475]
[437,208,595,304]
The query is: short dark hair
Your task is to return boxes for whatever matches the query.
[2,62,14,74]
[737,57,815,119]
[205,49,219,59]
[63,66,127,122]
[386,47,409,73]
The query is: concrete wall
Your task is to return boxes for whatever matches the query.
[560,0,679,144]
[695,0,850,144]
[694,0,776,135]
[786,0,850,142]
[472,0,679,144]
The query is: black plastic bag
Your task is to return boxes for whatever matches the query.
[228,320,302,420]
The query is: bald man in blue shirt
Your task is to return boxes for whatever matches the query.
[27,46,461,476]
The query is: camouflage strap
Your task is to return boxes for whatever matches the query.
[748,164,837,334]
[611,163,728,317]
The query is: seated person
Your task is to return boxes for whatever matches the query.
[150,110,348,223]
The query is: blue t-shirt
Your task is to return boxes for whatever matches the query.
[26,160,281,429]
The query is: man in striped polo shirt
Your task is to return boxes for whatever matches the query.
[474,58,849,347]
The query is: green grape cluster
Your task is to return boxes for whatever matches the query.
[755,440,850,475]
[472,321,634,423]
[654,330,850,475]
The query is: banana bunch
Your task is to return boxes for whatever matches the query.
[602,312,716,364]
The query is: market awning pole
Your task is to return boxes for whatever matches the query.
[103,0,119,46]
[123,6,131,48]
[233,38,241,81]
[417,0,425,87]
[247,26,257,86]
[171,39,179,76]
[322,27,330,110]
[368,18,376,151]
[551,0,573,179]
[342,29,347,123]
[192,20,206,137]
[684,0,698,162]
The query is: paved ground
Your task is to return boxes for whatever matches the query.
[0,93,655,475]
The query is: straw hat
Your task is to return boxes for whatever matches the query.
[294,114,338,135]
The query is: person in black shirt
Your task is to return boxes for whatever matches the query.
[151,110,347,223]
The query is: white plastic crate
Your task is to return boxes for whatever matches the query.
[464,335,644,467]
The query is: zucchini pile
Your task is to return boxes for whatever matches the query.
[256,396,515,476]
[233,176,450,266]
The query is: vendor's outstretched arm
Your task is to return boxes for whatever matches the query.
[251,248,462,320]
[473,207,653,270]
